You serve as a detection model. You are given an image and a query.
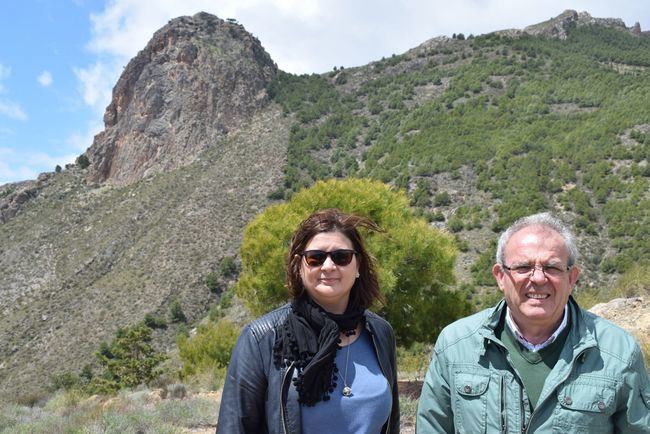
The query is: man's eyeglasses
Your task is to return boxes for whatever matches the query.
[502,263,570,279]
[301,249,357,267]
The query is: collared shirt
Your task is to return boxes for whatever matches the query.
[505,305,568,352]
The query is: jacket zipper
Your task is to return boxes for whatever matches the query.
[521,349,588,433]
[500,375,507,433]
[280,361,295,434]
[369,327,392,433]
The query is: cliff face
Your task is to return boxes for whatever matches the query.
[86,12,277,186]
[523,10,628,40]
[0,12,287,402]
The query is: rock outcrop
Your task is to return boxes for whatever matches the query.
[523,10,628,40]
[0,173,55,223]
[589,297,650,345]
[85,12,278,186]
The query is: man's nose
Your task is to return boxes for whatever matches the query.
[529,266,548,284]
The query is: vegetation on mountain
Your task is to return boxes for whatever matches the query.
[2,10,650,412]
[177,318,240,385]
[268,24,650,285]
[90,323,168,393]
[236,178,471,345]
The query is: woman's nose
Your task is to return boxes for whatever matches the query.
[321,256,336,270]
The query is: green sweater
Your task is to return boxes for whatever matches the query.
[496,314,570,409]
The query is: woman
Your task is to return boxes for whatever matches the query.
[217,209,399,434]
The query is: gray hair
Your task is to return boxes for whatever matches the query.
[495,212,579,267]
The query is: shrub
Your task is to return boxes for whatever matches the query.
[48,372,81,392]
[236,178,470,345]
[143,313,167,329]
[433,191,451,207]
[397,342,433,379]
[161,383,187,400]
[218,256,239,278]
[447,217,464,233]
[178,318,240,380]
[76,154,90,169]
[611,263,650,298]
[204,272,220,293]
[169,300,187,323]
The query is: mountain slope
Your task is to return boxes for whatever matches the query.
[1,10,649,401]
[0,13,286,401]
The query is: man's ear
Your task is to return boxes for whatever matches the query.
[568,265,580,290]
[492,263,506,292]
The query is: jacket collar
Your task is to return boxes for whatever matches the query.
[477,296,597,357]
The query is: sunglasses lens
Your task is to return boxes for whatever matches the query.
[331,251,354,266]
[304,251,327,266]
[302,250,355,266]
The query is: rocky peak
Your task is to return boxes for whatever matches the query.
[523,10,628,40]
[85,12,278,186]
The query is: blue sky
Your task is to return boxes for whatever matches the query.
[1,0,648,186]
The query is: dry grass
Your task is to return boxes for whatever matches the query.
[0,387,219,434]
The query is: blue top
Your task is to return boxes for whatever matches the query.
[301,329,392,433]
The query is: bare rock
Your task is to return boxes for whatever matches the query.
[85,12,278,187]
[524,10,628,40]
[589,297,650,342]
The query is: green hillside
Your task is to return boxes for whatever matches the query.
[268,24,650,290]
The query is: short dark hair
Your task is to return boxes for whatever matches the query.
[286,209,383,309]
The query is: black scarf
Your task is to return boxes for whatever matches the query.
[273,296,365,406]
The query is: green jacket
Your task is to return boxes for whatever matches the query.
[416,297,650,433]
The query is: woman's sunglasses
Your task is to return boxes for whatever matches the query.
[301,249,357,267]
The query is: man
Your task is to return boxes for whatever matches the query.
[417,212,650,433]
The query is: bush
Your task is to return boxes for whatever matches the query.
[218,256,239,278]
[143,313,167,329]
[161,383,187,400]
[204,272,220,293]
[433,191,451,207]
[236,178,470,345]
[397,342,433,379]
[48,372,81,392]
[611,263,650,298]
[169,300,187,323]
[178,318,240,380]
[76,154,90,169]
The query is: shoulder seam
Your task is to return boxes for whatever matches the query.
[249,305,290,342]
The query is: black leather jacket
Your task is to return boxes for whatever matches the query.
[216,303,400,433]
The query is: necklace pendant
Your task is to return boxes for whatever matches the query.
[342,386,352,397]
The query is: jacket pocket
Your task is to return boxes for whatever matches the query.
[453,371,490,434]
[553,378,616,433]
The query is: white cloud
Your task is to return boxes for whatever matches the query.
[0,161,37,186]
[67,119,103,152]
[74,0,249,114]
[37,71,53,87]
[0,100,27,121]
[73,61,119,113]
[0,146,77,186]
[73,0,650,116]
[0,147,38,186]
